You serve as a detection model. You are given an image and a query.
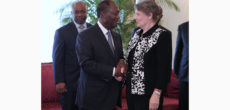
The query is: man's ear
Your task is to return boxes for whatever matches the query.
[100,11,105,18]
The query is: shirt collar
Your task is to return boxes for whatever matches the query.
[140,24,159,37]
[73,20,87,29]
[97,21,109,36]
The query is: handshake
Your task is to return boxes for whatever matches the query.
[114,59,128,82]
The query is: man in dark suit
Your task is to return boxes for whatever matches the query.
[52,1,92,110]
[174,21,189,110]
[75,0,127,110]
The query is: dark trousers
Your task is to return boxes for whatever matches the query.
[60,89,78,110]
[179,81,189,110]
[126,94,164,110]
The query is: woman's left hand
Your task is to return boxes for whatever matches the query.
[149,93,160,110]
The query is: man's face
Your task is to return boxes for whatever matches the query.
[102,2,120,29]
[72,2,87,24]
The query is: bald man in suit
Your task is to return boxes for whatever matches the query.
[52,2,92,110]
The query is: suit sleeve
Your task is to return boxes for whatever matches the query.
[52,30,65,84]
[76,33,114,81]
[173,25,183,76]
[155,31,172,90]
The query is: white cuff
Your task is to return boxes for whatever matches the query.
[112,67,115,76]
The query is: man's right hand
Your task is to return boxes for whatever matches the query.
[115,60,127,76]
[56,82,67,94]
[114,76,123,82]
[115,66,122,77]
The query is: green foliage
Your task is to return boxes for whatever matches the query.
[57,0,179,51]
[157,0,180,11]
[112,0,136,51]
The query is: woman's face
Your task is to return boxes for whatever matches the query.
[135,10,152,29]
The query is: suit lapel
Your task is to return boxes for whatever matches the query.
[70,22,79,36]
[86,23,92,28]
[95,24,115,58]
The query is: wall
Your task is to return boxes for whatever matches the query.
[161,0,189,64]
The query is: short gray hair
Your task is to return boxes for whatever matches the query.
[135,0,162,22]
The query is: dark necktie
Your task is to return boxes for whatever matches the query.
[107,31,115,54]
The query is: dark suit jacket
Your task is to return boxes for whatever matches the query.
[52,22,92,90]
[126,24,172,97]
[75,23,124,110]
[174,22,189,82]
